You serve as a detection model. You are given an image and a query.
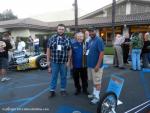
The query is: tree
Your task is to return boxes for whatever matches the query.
[0,9,18,21]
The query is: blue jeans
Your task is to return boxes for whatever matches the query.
[50,63,67,91]
[34,45,40,55]
[142,53,150,68]
[131,49,141,70]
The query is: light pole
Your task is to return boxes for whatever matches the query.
[74,0,78,32]
[112,0,116,40]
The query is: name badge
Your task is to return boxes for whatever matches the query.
[86,50,89,55]
[57,45,62,51]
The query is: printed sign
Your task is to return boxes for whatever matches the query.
[107,75,124,98]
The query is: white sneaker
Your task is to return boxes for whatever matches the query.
[88,94,94,99]
[1,77,11,82]
[1,77,7,82]
[5,77,11,81]
[90,97,99,104]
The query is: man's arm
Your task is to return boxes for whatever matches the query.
[47,47,51,66]
[66,49,72,67]
[97,51,104,67]
[47,47,51,73]
[95,51,104,72]
[95,39,104,72]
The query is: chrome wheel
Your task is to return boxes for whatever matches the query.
[101,94,117,113]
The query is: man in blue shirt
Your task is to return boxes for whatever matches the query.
[87,28,104,104]
[72,32,89,95]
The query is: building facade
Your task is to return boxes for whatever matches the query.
[0,0,150,46]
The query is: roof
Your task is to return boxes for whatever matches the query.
[79,0,150,20]
[0,18,49,30]
[47,12,150,28]
[0,12,150,30]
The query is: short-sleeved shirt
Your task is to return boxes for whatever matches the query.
[47,34,71,64]
[0,39,12,58]
[72,40,83,68]
[87,36,104,68]
[17,41,26,51]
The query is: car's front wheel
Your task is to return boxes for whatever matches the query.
[36,55,47,69]
[97,92,117,113]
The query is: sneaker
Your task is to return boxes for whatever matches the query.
[60,91,67,96]
[1,77,11,82]
[1,77,6,82]
[88,94,94,99]
[5,77,11,81]
[49,91,55,98]
[90,97,99,104]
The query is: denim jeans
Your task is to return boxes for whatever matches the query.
[131,49,141,70]
[142,53,150,68]
[50,63,67,91]
[34,45,40,55]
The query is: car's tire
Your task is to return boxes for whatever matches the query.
[36,55,47,69]
[97,92,117,113]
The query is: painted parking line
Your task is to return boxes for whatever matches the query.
[10,82,49,89]
[8,88,49,113]
[135,104,150,113]
[124,100,150,113]
[140,69,150,99]
[0,82,14,90]
[0,97,32,106]
[56,105,92,113]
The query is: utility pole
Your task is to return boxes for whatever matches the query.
[74,0,78,32]
[112,0,116,40]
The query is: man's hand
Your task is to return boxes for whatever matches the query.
[94,64,99,72]
[48,67,51,73]
[66,61,70,67]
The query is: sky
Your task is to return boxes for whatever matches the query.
[0,0,115,18]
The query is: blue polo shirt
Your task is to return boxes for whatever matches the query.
[87,36,104,68]
[72,40,83,68]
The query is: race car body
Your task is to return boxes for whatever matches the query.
[9,51,47,71]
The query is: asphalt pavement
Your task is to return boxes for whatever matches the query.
[0,64,150,113]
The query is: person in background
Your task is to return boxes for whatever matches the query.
[43,36,48,54]
[85,30,92,81]
[27,36,33,55]
[130,32,143,71]
[141,32,150,68]
[0,33,12,82]
[87,28,104,104]
[17,38,26,52]
[113,34,125,69]
[71,32,89,95]
[122,33,130,64]
[85,30,91,49]
[33,36,40,55]
[47,24,72,97]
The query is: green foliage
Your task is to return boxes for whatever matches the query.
[104,47,114,55]
[0,9,18,21]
